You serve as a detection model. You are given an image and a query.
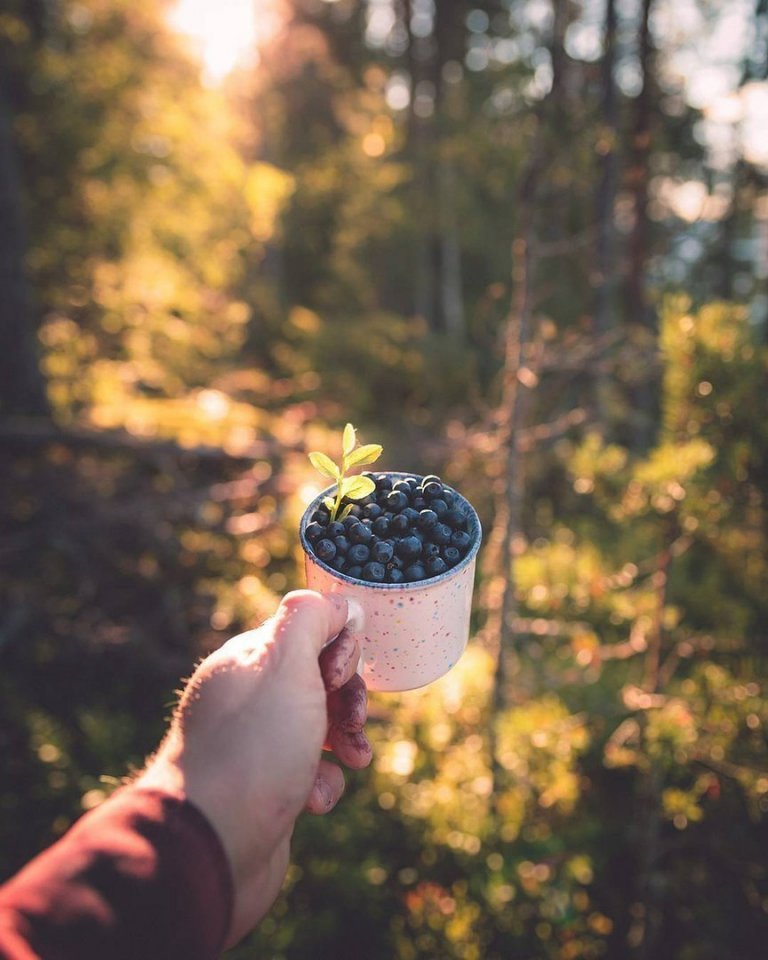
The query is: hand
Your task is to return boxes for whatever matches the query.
[138,590,372,945]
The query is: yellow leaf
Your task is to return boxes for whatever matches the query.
[342,423,356,456]
[309,451,340,480]
[340,475,376,501]
[345,444,383,468]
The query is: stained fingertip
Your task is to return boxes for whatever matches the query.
[328,729,373,769]
[305,778,334,815]
[305,762,346,814]
[327,673,368,729]
[320,628,361,692]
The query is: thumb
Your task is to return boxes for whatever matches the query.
[271,590,349,659]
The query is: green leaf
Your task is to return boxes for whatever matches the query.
[340,475,376,501]
[309,451,340,480]
[323,496,335,512]
[345,444,383,469]
[342,423,356,456]
[338,503,354,522]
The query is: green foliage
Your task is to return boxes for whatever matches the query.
[308,422,382,519]
[3,2,768,959]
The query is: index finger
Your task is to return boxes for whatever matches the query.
[319,625,361,692]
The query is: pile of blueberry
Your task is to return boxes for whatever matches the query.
[303,473,476,584]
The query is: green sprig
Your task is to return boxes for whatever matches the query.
[308,423,383,521]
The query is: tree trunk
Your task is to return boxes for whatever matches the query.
[626,0,654,332]
[402,0,437,330]
[438,151,464,337]
[488,1,573,780]
[0,70,48,418]
[594,0,619,430]
[405,0,468,334]
[433,0,466,337]
[624,0,656,449]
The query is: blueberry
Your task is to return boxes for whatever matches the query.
[312,507,331,524]
[412,496,427,511]
[422,481,444,499]
[387,567,405,583]
[388,554,404,570]
[396,536,422,560]
[426,557,447,577]
[342,515,359,531]
[444,507,467,529]
[375,474,393,491]
[431,498,448,519]
[391,480,412,494]
[404,476,420,489]
[363,503,383,520]
[404,562,426,581]
[422,542,441,560]
[451,530,472,552]
[390,514,410,535]
[305,521,325,542]
[315,539,336,562]
[386,490,409,513]
[371,540,394,563]
[349,523,373,545]
[431,523,452,546]
[362,561,386,582]
[330,555,347,572]
[346,564,363,579]
[442,489,456,507]
[325,521,344,538]
[418,509,438,530]
[348,543,371,565]
[421,474,441,486]
[347,504,363,519]
[401,507,420,525]
[372,515,391,537]
[442,546,461,566]
[334,535,350,555]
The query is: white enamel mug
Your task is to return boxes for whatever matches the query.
[299,473,482,692]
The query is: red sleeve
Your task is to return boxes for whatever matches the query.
[0,787,233,960]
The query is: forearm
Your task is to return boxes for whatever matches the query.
[0,787,232,960]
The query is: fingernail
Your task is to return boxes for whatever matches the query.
[316,777,334,809]
[345,599,365,633]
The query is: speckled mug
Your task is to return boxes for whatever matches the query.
[300,473,482,692]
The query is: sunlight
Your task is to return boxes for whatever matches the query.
[741,81,768,167]
[168,0,283,84]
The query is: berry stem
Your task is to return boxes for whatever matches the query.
[331,467,346,521]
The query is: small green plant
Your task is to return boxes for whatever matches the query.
[308,423,383,522]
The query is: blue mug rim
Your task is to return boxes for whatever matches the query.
[299,471,482,591]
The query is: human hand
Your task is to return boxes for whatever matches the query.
[137,590,371,946]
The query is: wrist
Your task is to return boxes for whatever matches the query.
[136,734,186,797]
[137,737,273,888]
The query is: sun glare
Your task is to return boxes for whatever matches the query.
[168,0,283,84]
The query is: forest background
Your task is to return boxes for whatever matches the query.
[2,0,768,957]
